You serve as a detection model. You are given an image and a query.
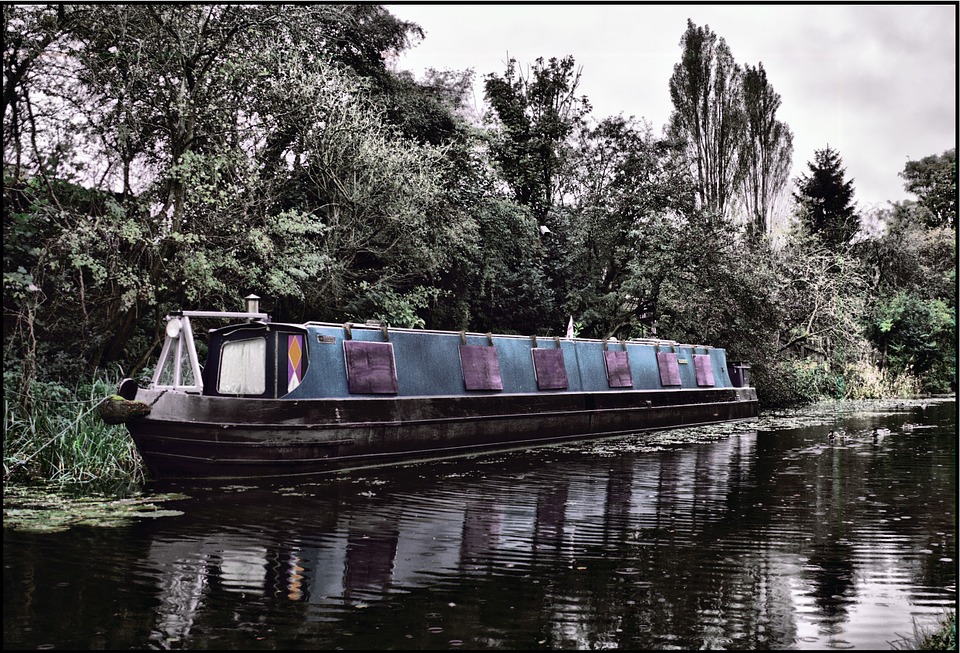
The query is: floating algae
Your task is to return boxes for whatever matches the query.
[3,484,187,533]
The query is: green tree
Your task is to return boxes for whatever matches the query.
[483,55,591,226]
[656,222,784,368]
[2,4,74,179]
[256,51,452,324]
[668,19,745,218]
[857,162,956,393]
[899,148,956,229]
[2,4,454,384]
[869,292,954,391]
[483,55,592,332]
[774,234,868,361]
[566,115,696,338]
[793,146,861,250]
[416,115,557,334]
[860,202,956,304]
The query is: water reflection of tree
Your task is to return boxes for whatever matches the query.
[806,540,856,618]
[804,442,858,630]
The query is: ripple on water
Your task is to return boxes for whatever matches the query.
[3,399,955,651]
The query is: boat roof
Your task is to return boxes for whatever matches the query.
[205,318,714,350]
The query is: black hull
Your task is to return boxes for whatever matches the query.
[126,388,758,479]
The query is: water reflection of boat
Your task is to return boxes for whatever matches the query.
[105,295,757,479]
[144,432,764,643]
[132,404,957,650]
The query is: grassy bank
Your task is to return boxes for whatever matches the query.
[3,372,145,486]
[892,611,956,650]
[920,612,957,650]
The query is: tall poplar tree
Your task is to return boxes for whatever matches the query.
[668,19,745,219]
[740,63,793,240]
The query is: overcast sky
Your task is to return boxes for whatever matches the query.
[386,3,957,212]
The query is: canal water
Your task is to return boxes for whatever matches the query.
[4,399,956,650]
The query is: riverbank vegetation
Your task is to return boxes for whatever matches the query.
[892,611,957,651]
[4,6,956,484]
[3,372,143,484]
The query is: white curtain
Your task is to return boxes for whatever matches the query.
[218,338,266,395]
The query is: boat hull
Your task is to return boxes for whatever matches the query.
[126,387,758,479]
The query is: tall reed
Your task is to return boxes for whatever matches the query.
[3,372,145,485]
[891,610,956,650]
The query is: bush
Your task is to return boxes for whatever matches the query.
[870,292,956,394]
[753,353,927,409]
[842,359,922,399]
[753,358,838,408]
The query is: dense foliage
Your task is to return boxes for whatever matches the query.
[3,6,956,482]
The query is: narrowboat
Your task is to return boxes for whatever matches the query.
[104,295,758,479]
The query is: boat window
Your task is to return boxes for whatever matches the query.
[694,354,716,387]
[218,337,266,395]
[532,348,568,390]
[604,350,633,388]
[657,352,682,386]
[459,345,503,390]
